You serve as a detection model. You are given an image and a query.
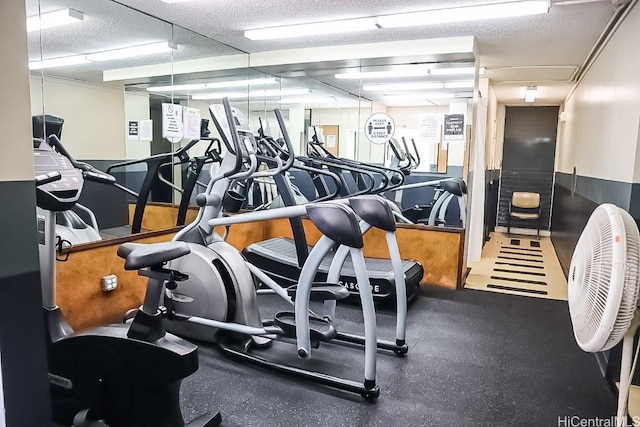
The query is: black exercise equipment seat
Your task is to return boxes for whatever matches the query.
[118,242,191,270]
[441,178,465,197]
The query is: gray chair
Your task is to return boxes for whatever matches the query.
[507,192,541,239]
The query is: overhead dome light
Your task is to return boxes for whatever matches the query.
[525,85,537,102]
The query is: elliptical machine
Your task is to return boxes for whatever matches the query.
[33,136,220,426]
[160,98,418,398]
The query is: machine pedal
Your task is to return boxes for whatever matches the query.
[273,311,337,342]
[286,282,349,302]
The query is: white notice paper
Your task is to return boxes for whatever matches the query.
[326,134,336,148]
[162,103,183,142]
[183,106,202,139]
[139,120,153,141]
[418,114,442,143]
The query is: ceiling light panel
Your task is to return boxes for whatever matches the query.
[377,1,549,28]
[147,83,208,92]
[28,55,90,70]
[192,88,310,100]
[28,42,176,70]
[384,93,455,101]
[244,1,548,40]
[443,81,475,89]
[335,65,432,80]
[86,42,175,62]
[278,96,338,104]
[362,82,444,92]
[430,67,477,76]
[147,78,278,92]
[245,17,378,40]
[26,8,84,33]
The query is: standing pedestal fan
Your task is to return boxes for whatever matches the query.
[569,204,640,426]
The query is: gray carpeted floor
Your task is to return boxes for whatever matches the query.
[178,285,616,427]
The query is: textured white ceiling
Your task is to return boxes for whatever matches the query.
[26,0,620,105]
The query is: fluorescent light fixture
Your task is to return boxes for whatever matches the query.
[384,93,455,101]
[206,77,278,89]
[376,1,549,28]
[28,55,90,70]
[27,8,84,33]
[86,42,175,62]
[362,82,444,92]
[28,41,176,70]
[244,1,548,40]
[245,17,377,40]
[335,65,432,80]
[147,78,278,92]
[278,96,337,104]
[147,83,208,92]
[430,66,486,76]
[192,88,310,100]
[525,86,537,102]
[444,81,475,89]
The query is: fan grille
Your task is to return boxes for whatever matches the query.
[568,204,640,352]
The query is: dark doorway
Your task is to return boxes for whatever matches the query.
[497,106,559,233]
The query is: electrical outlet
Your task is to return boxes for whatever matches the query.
[101,275,118,292]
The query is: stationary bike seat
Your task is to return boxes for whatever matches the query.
[117,242,191,270]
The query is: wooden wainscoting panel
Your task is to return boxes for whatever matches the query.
[261,218,464,289]
[56,231,178,331]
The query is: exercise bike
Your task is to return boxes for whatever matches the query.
[33,136,220,426]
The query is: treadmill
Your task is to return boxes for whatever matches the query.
[242,121,424,304]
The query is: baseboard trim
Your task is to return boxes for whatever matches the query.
[494,226,551,237]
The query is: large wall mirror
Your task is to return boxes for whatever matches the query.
[27,0,249,244]
[27,0,478,244]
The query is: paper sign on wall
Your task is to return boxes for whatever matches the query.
[365,112,395,145]
[139,120,153,141]
[443,114,465,141]
[162,103,183,143]
[183,106,202,140]
[326,134,336,148]
[128,121,139,141]
[418,114,442,143]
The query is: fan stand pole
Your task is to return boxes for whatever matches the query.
[618,312,640,427]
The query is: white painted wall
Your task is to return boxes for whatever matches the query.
[30,75,127,160]
[557,3,640,183]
